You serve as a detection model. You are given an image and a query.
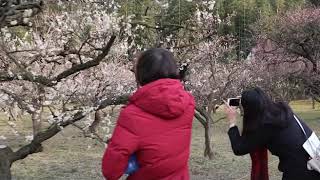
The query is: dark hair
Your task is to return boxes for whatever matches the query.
[241,87,292,134]
[135,48,180,86]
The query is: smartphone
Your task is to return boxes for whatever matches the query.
[228,98,241,107]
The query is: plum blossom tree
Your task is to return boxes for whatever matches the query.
[253,7,320,102]
[0,1,137,179]
[107,0,241,159]
[172,1,248,159]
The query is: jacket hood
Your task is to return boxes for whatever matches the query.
[129,79,191,119]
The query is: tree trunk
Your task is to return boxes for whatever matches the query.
[0,146,13,180]
[89,110,102,133]
[204,121,214,159]
[196,107,214,159]
[312,97,316,109]
[32,111,41,136]
[205,105,215,159]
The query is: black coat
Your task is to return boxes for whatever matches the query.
[228,115,320,180]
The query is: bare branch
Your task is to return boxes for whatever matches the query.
[9,93,128,162]
[72,123,107,145]
[0,36,117,87]
[194,110,206,127]
[0,89,34,114]
[54,35,116,83]
[97,94,129,109]
[213,117,226,124]
[130,21,197,32]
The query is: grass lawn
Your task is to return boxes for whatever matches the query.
[0,100,319,180]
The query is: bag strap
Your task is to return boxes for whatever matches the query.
[294,115,319,159]
[294,115,308,139]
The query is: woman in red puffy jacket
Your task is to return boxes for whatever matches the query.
[101,48,195,180]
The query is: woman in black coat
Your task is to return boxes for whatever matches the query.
[224,87,320,180]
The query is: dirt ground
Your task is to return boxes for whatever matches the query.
[0,100,319,180]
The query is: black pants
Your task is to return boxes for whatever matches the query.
[282,171,320,180]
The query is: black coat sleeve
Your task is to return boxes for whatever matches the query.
[228,125,274,156]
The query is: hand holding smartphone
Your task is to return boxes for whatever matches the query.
[224,98,239,126]
[227,97,241,107]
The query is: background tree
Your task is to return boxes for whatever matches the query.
[216,0,305,59]
[253,7,320,102]
[308,0,320,7]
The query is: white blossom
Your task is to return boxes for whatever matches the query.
[23,18,30,24]
[10,20,18,25]
[8,121,16,127]
[23,9,33,17]
[25,135,34,142]
[0,145,8,149]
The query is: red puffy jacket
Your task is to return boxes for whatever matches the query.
[102,79,195,180]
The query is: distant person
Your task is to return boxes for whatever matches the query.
[224,87,320,180]
[101,48,195,180]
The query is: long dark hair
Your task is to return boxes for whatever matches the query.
[241,87,292,134]
[135,48,180,86]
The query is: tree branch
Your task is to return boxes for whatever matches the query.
[54,35,116,82]
[10,93,128,163]
[97,94,129,109]
[72,123,107,145]
[194,110,206,127]
[0,36,117,86]
[130,21,197,32]
[213,116,226,124]
[0,89,34,114]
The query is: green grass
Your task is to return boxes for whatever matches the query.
[0,100,319,180]
[290,100,320,112]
